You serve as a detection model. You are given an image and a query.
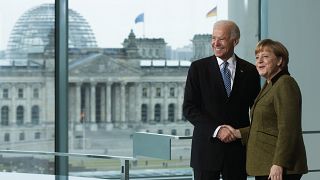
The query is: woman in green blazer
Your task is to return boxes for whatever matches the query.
[224,39,308,180]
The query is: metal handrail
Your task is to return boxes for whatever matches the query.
[0,150,134,160]
[134,132,192,139]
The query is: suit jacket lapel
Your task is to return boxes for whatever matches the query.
[255,81,272,101]
[231,57,245,97]
[250,81,272,119]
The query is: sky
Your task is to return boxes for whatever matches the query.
[0,0,225,50]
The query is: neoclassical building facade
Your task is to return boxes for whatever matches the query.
[0,3,212,147]
[0,31,193,146]
[68,54,189,130]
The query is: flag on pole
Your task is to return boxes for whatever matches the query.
[206,6,217,17]
[135,13,144,24]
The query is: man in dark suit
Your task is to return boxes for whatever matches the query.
[183,20,261,180]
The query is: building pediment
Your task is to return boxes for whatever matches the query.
[69,53,142,76]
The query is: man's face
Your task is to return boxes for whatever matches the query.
[211,25,237,60]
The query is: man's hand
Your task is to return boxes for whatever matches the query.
[217,127,236,143]
[268,165,283,180]
[221,125,242,139]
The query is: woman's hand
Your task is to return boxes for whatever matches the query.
[221,125,241,138]
[268,165,283,180]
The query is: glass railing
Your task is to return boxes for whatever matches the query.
[0,172,101,180]
[0,131,319,180]
[0,150,133,180]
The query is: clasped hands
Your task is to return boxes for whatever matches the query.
[216,125,241,143]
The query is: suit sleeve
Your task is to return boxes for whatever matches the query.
[183,62,219,130]
[272,77,302,169]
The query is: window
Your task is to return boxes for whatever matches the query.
[33,88,39,98]
[31,105,40,125]
[66,0,216,172]
[154,104,161,122]
[19,132,25,141]
[16,106,24,125]
[156,87,161,97]
[141,104,148,123]
[35,132,41,139]
[171,129,177,135]
[4,133,10,142]
[18,88,24,98]
[168,104,175,122]
[142,87,148,97]
[185,129,191,136]
[157,129,163,134]
[3,89,9,99]
[169,87,175,97]
[1,106,9,126]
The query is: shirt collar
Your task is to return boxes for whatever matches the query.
[217,54,236,68]
[270,69,290,84]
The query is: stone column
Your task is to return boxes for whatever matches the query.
[90,83,97,130]
[90,83,96,123]
[163,83,168,123]
[149,83,154,122]
[11,84,16,125]
[105,82,112,122]
[84,85,90,123]
[40,83,46,125]
[120,82,126,123]
[177,83,183,121]
[75,82,81,124]
[100,85,106,123]
[105,82,113,130]
[135,83,142,122]
[26,84,31,124]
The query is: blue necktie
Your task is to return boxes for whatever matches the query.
[221,62,231,97]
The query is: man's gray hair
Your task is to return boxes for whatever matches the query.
[213,20,240,40]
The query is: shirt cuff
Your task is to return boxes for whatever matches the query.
[213,126,222,137]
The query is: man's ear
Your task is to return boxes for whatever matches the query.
[233,39,239,46]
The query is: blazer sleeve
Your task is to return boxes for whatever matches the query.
[183,62,219,129]
[239,127,250,145]
[272,77,302,169]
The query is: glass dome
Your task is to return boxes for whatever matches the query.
[6,3,98,60]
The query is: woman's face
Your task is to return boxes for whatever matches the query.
[255,48,282,81]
